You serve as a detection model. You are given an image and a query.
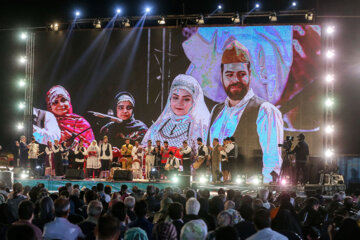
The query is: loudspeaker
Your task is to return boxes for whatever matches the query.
[178,174,191,188]
[0,171,14,189]
[65,169,84,179]
[113,170,133,181]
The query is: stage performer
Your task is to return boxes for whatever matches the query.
[33,107,61,145]
[45,141,55,176]
[74,140,87,170]
[179,140,192,174]
[193,137,209,175]
[28,137,39,169]
[145,140,156,179]
[154,140,163,167]
[142,74,210,149]
[120,138,133,170]
[19,136,28,168]
[46,85,95,147]
[210,138,221,183]
[131,141,143,179]
[52,139,64,176]
[100,92,148,147]
[221,138,230,182]
[164,151,180,176]
[86,140,101,178]
[99,136,113,172]
[208,41,284,183]
[61,149,69,174]
[289,133,309,184]
[228,136,239,181]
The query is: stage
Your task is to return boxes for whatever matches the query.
[14,177,346,197]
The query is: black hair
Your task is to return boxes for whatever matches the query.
[18,200,35,220]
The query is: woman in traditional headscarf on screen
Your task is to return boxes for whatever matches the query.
[100,92,148,148]
[142,74,210,149]
[46,85,95,147]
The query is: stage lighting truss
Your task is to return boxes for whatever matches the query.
[50,23,59,31]
[158,16,166,25]
[93,19,101,29]
[122,18,131,27]
[196,15,205,24]
[232,12,241,23]
[305,12,313,21]
[269,12,277,22]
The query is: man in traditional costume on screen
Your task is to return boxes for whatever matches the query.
[179,140,192,174]
[131,141,144,179]
[99,136,113,172]
[208,41,284,183]
[145,140,156,179]
[33,108,61,145]
[142,74,210,149]
[28,137,40,170]
[100,92,148,148]
[46,85,95,147]
[86,140,101,178]
[120,138,133,170]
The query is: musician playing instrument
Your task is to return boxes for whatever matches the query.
[193,137,209,174]
[164,151,180,176]
[120,138,133,170]
[179,140,192,174]
[74,140,87,170]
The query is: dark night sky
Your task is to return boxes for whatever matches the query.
[0,0,359,154]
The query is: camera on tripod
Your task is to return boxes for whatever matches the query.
[278,136,294,152]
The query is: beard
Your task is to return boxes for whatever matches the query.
[224,82,249,101]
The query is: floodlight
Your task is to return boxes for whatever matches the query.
[218,4,222,9]
[325,74,334,83]
[18,79,26,87]
[145,7,151,13]
[18,56,27,64]
[255,3,260,9]
[75,11,80,17]
[326,26,335,35]
[116,8,121,14]
[325,98,334,108]
[20,32,28,40]
[292,2,297,7]
[18,102,25,110]
[326,49,335,59]
[325,125,334,134]
[325,149,334,158]
[16,122,24,130]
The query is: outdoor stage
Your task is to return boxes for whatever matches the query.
[14,177,346,197]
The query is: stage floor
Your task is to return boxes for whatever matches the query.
[14,177,346,196]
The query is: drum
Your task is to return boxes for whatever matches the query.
[193,157,205,169]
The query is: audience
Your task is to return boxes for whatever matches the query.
[0,180,359,240]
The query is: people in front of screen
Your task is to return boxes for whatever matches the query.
[99,136,113,172]
[46,85,95,147]
[120,138,133,170]
[100,91,148,148]
[28,137,39,170]
[45,141,55,176]
[74,140,87,170]
[164,151,180,176]
[144,140,156,179]
[207,40,284,183]
[52,139,64,176]
[210,138,221,183]
[19,136,28,168]
[131,141,144,179]
[179,140,192,174]
[86,140,101,178]
[142,74,210,149]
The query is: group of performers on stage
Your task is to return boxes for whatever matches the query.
[16,133,252,183]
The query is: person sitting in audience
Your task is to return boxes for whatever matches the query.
[124,227,148,240]
[180,219,207,240]
[124,196,136,222]
[7,183,27,220]
[95,215,120,240]
[43,198,84,240]
[183,197,200,223]
[153,197,173,224]
[247,209,287,240]
[32,196,55,231]
[6,224,36,240]
[128,200,154,240]
[79,200,103,240]
[152,221,177,240]
[110,201,128,239]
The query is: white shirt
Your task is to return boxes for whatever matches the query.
[43,217,84,240]
[180,146,192,159]
[28,142,39,159]
[166,157,180,169]
[132,145,144,160]
[75,146,87,162]
[225,143,234,154]
[197,144,209,157]
[246,228,287,240]
[209,89,284,183]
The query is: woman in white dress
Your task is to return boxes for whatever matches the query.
[86,140,101,178]
[142,74,210,149]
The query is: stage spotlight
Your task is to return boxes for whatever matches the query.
[196,15,205,24]
[93,19,101,29]
[305,12,313,21]
[326,49,335,59]
[16,122,24,131]
[218,4,222,10]
[18,102,25,110]
[250,174,263,185]
[172,175,179,183]
[326,26,335,35]
[325,74,334,83]
[292,2,297,7]
[158,17,166,25]
[199,175,207,184]
[252,178,260,185]
[75,11,80,17]
[281,179,287,186]
[50,23,59,31]
[325,98,334,108]
[255,3,260,9]
[20,171,29,179]
[18,56,27,64]
[122,18,130,27]
[325,125,334,134]
[20,32,28,40]
[18,79,26,87]
[325,149,334,158]
[232,13,240,23]
[269,13,277,22]
[116,8,121,14]
[145,7,151,13]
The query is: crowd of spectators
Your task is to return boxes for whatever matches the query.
[0,180,359,240]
